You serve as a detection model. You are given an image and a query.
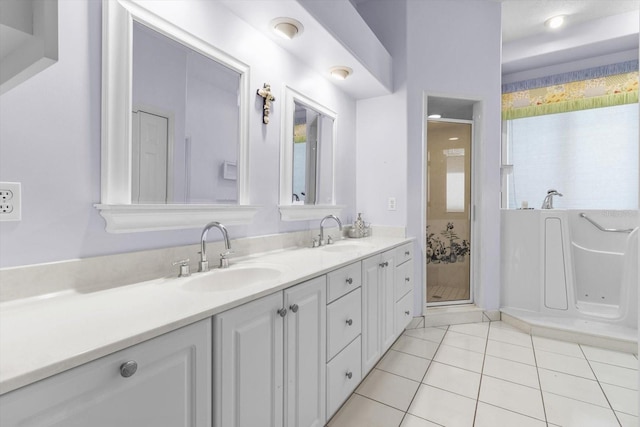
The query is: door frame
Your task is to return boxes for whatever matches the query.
[424,117,477,308]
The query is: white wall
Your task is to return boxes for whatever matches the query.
[0,0,357,268]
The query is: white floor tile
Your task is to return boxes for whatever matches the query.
[408,384,476,427]
[441,330,487,354]
[479,376,545,421]
[488,326,532,348]
[474,402,547,427]
[448,322,489,338]
[422,361,481,399]
[538,368,609,407]
[433,343,485,373]
[485,339,536,365]
[400,414,441,427]
[590,360,638,390]
[543,392,620,427]
[392,335,440,360]
[581,345,639,370]
[617,411,639,427]
[487,320,522,331]
[355,369,420,412]
[327,394,405,427]
[532,335,584,358]
[482,355,540,389]
[535,349,596,379]
[376,349,431,382]
[601,383,639,416]
[403,327,447,344]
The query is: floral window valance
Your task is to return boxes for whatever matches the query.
[502,60,638,120]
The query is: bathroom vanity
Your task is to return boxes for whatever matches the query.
[0,237,414,427]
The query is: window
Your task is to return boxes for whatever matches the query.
[503,103,638,210]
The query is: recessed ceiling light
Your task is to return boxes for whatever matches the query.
[329,66,353,80]
[448,137,459,141]
[271,18,304,40]
[428,114,442,119]
[545,15,565,29]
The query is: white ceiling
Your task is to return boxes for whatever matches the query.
[500,0,639,43]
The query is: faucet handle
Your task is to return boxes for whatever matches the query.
[172,259,191,277]
[327,235,334,245]
[220,250,234,258]
[311,237,319,248]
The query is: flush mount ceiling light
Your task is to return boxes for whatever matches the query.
[545,15,566,29]
[271,17,304,40]
[448,137,459,141]
[329,66,353,80]
[428,114,442,119]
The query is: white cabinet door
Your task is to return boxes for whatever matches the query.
[284,276,327,427]
[0,320,211,427]
[380,249,397,352]
[214,292,284,427]
[361,255,381,374]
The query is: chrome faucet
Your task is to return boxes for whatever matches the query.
[319,215,343,246]
[541,189,563,209]
[199,222,233,271]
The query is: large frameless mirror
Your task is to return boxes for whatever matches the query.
[96,0,257,232]
[279,87,343,221]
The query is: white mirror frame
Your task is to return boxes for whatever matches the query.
[278,86,344,221]
[95,0,258,233]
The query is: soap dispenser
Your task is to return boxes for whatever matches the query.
[354,213,364,237]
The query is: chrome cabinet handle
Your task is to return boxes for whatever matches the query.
[277,308,287,317]
[346,277,353,284]
[379,261,388,268]
[289,304,299,313]
[120,360,138,378]
[345,371,353,379]
[405,310,410,315]
[346,318,353,326]
[405,250,410,256]
[405,277,410,282]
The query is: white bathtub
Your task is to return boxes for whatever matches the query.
[501,209,639,348]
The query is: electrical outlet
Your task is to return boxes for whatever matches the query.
[388,197,397,211]
[0,182,21,221]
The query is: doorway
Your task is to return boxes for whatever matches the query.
[426,119,473,305]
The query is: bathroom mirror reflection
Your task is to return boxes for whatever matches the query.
[97,0,257,233]
[132,21,240,204]
[291,101,334,205]
[279,86,338,220]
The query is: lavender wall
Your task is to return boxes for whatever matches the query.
[0,0,357,268]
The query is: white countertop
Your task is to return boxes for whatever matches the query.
[0,236,413,395]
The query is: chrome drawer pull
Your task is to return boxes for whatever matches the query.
[277,308,287,317]
[120,361,138,378]
[405,310,410,315]
[345,371,353,379]
[346,318,353,326]
[405,277,410,282]
[289,304,299,313]
[405,251,410,256]
[345,277,353,285]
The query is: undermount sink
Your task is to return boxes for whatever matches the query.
[321,242,375,253]
[180,264,283,292]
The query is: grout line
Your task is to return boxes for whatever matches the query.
[399,325,449,425]
[531,330,550,425]
[472,321,491,426]
[579,344,624,426]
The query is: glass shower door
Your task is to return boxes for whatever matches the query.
[426,120,472,305]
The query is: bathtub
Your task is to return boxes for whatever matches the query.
[500,209,639,349]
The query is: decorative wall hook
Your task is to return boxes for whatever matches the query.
[257,83,276,124]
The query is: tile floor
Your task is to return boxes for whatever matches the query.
[328,320,639,427]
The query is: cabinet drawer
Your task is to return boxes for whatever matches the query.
[327,262,362,303]
[395,290,414,336]
[327,288,362,361]
[326,336,362,418]
[395,258,413,302]
[395,242,413,266]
